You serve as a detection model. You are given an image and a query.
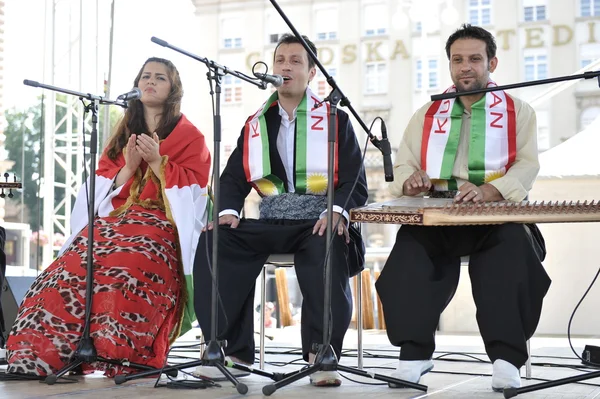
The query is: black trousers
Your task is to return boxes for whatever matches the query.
[375,223,551,368]
[193,219,353,364]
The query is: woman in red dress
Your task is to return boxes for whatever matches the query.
[6,57,211,377]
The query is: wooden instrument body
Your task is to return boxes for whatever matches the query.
[349,197,600,226]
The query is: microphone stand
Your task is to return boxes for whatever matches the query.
[426,71,600,399]
[21,80,178,384]
[430,70,600,101]
[261,1,430,396]
[112,37,288,393]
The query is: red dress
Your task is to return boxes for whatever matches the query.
[6,115,211,376]
[6,206,179,376]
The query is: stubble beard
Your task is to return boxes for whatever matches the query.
[455,76,487,93]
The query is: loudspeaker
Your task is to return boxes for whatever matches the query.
[1,276,36,342]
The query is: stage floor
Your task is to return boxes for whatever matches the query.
[1,327,600,399]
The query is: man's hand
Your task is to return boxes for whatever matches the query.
[203,214,240,231]
[455,182,504,203]
[402,170,432,196]
[313,212,349,244]
[454,182,484,203]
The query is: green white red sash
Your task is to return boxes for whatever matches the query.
[242,87,338,196]
[421,81,517,190]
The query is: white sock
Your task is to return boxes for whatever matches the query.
[492,359,521,390]
[391,359,433,383]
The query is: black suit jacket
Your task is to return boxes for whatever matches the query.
[219,104,368,276]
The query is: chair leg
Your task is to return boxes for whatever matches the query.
[525,339,532,379]
[260,267,266,369]
[361,270,374,329]
[275,268,292,327]
[357,272,363,370]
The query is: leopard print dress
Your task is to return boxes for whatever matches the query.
[5,205,181,377]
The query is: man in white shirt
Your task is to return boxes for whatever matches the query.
[193,34,368,387]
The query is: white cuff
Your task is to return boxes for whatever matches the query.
[319,206,349,227]
[219,209,240,219]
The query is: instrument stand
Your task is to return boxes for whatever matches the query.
[261,1,424,394]
[19,81,176,384]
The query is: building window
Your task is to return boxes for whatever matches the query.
[580,106,600,130]
[581,0,600,16]
[266,11,288,45]
[468,0,492,25]
[428,59,439,89]
[415,58,439,90]
[315,68,337,98]
[523,0,547,21]
[523,5,546,21]
[365,62,387,95]
[269,34,282,44]
[580,43,600,69]
[364,4,387,37]
[223,75,242,103]
[524,53,548,81]
[222,18,243,49]
[315,8,338,41]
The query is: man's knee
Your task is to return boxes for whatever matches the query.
[304,230,348,251]
[488,223,530,248]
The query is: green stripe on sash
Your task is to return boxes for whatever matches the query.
[468,96,487,185]
[206,192,213,223]
[179,275,195,336]
[439,102,464,179]
[295,95,308,194]
[265,175,285,195]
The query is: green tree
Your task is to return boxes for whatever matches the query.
[3,104,43,230]
[3,95,123,231]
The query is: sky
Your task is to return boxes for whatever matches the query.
[3,0,203,116]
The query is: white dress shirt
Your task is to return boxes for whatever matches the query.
[220,104,347,222]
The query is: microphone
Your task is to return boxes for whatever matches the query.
[254,72,284,88]
[23,79,41,87]
[380,120,394,182]
[116,87,142,101]
[151,36,169,47]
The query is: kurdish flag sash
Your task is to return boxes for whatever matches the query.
[242,87,338,197]
[421,81,517,190]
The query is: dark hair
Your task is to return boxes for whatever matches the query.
[274,33,318,69]
[105,57,183,160]
[445,24,497,61]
